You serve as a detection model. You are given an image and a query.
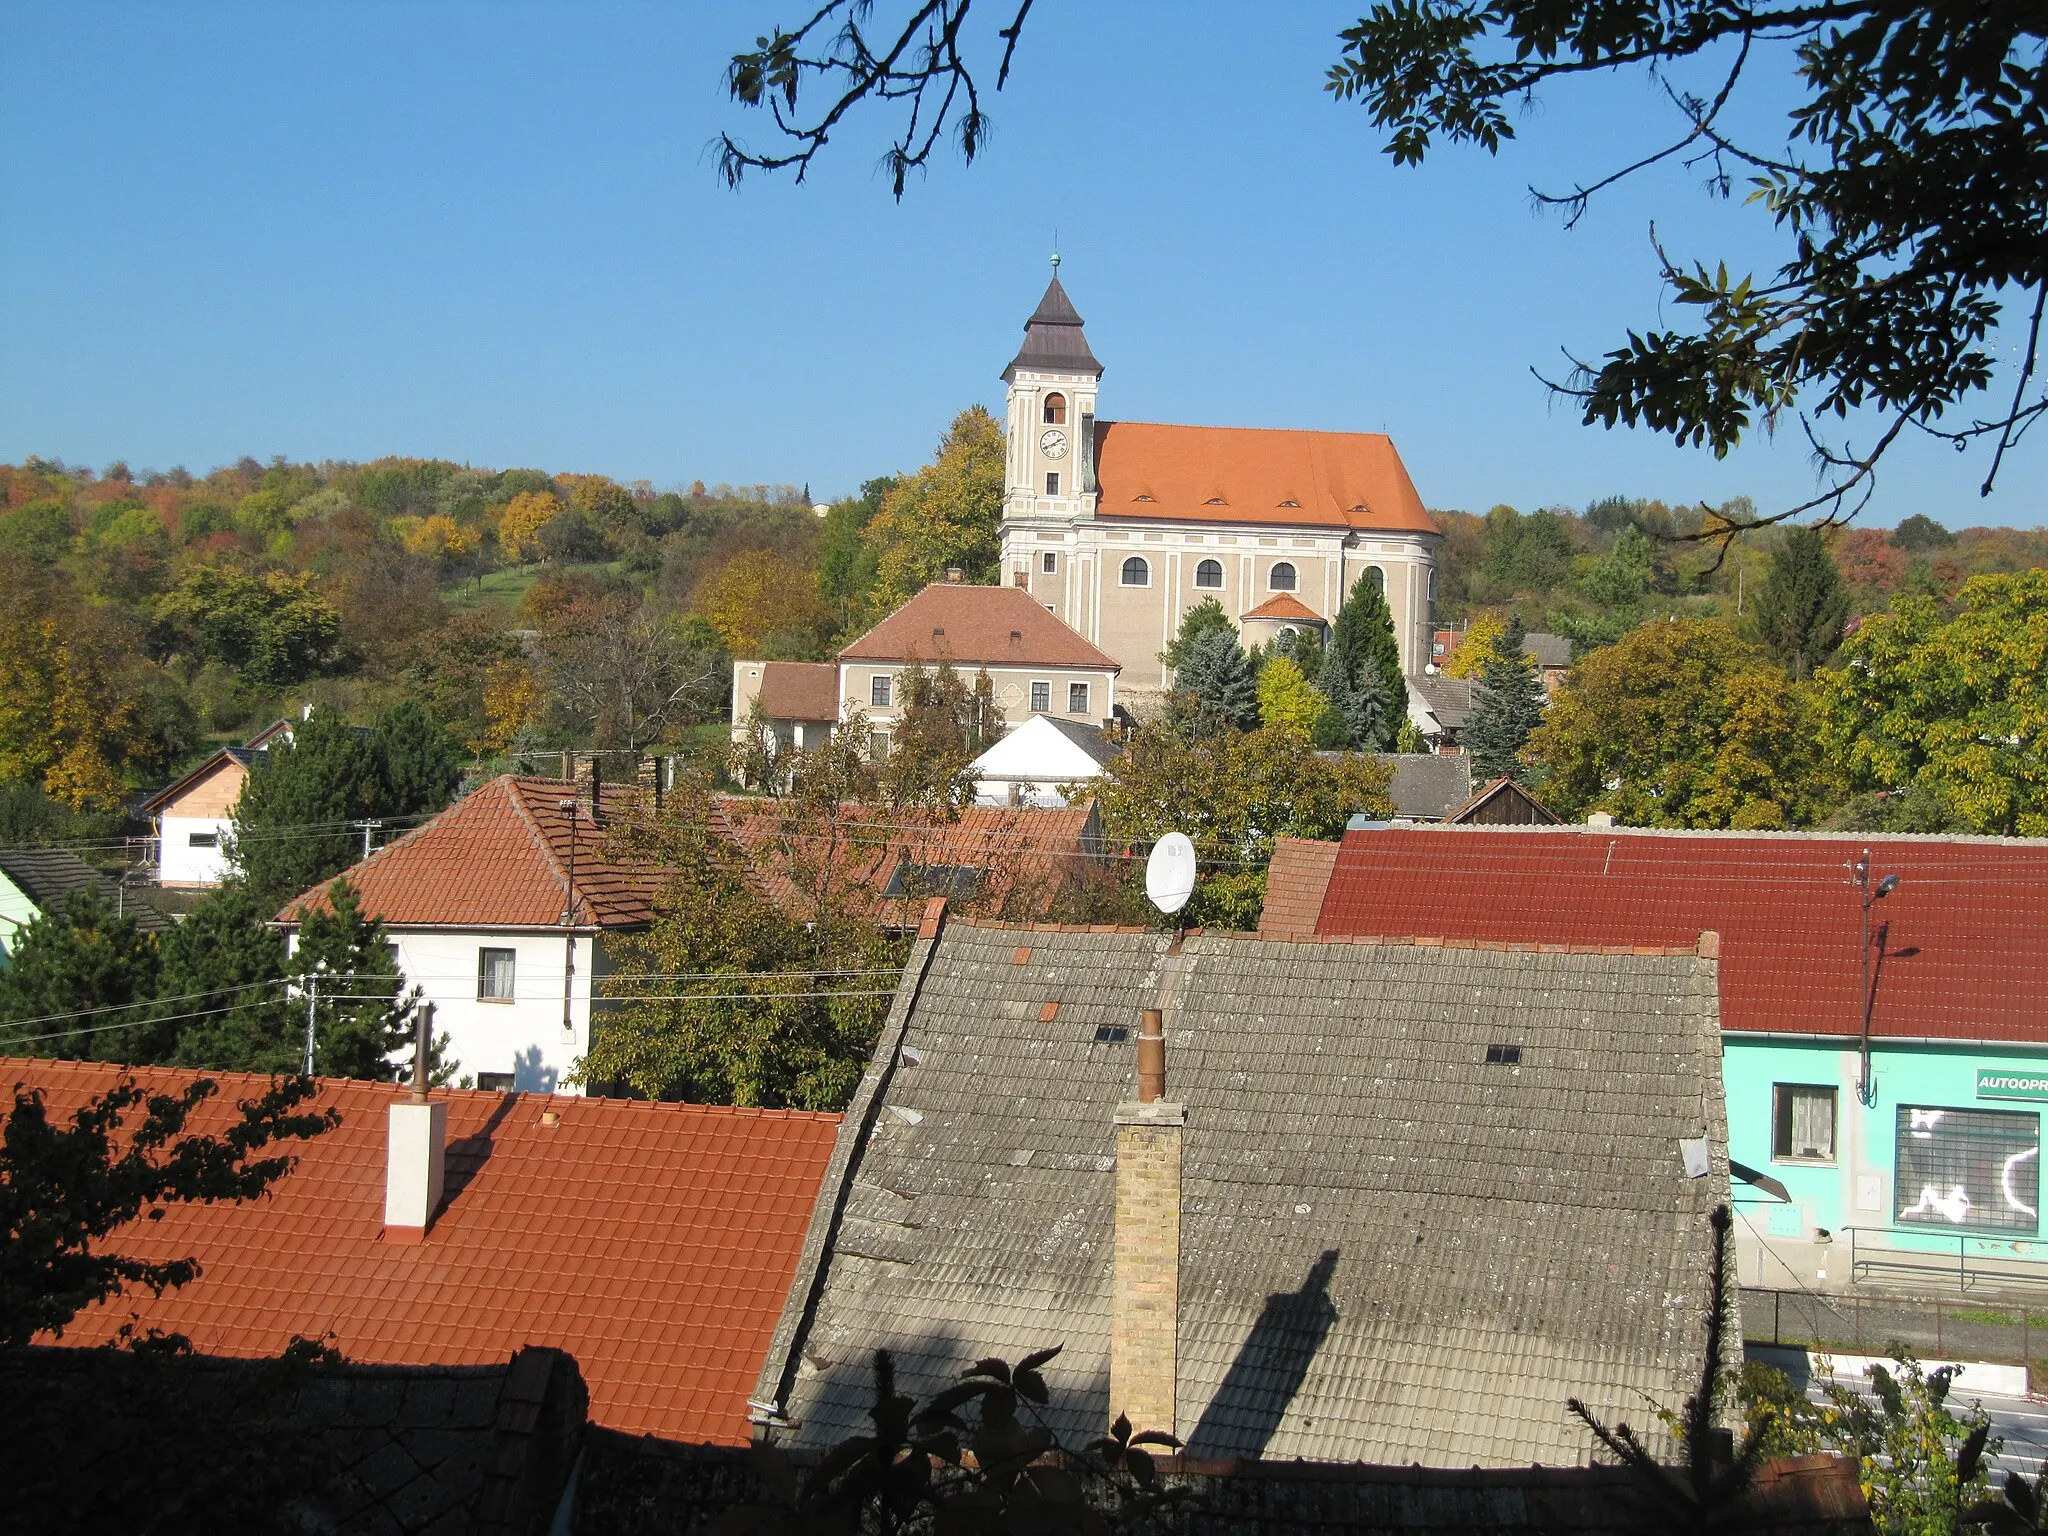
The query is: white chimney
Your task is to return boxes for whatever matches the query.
[384,1003,445,1242]
[1587,811,1615,828]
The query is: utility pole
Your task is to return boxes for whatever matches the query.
[303,972,319,1077]
[354,819,383,861]
[1850,850,1900,1105]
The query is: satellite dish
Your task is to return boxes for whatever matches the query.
[1145,833,1197,915]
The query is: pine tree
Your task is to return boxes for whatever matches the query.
[1747,525,1850,679]
[368,701,462,817]
[290,879,427,1081]
[0,888,166,1061]
[1159,598,1237,677]
[1171,626,1260,736]
[160,883,295,1073]
[1317,578,1405,750]
[1463,614,1549,784]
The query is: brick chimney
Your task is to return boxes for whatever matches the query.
[1111,1007,1184,1437]
[944,566,964,583]
[384,1003,445,1242]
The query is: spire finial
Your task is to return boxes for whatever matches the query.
[1050,249,1060,271]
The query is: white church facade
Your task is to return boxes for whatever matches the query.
[996,270,1442,700]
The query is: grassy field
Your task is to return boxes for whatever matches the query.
[445,558,631,612]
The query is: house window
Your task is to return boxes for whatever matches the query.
[1068,682,1090,714]
[1045,472,1061,496]
[870,673,892,708]
[1043,392,1067,425]
[1269,561,1298,591]
[1896,1105,2040,1232]
[868,731,890,762]
[1771,1085,1837,1162]
[1121,556,1150,586]
[477,1071,516,1092]
[1194,558,1224,589]
[478,947,517,1002]
[188,831,219,848]
[1042,551,1057,574]
[1031,681,1051,712]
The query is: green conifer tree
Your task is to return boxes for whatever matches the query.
[1747,525,1851,679]
[1463,614,1548,784]
[160,883,295,1073]
[0,888,166,1061]
[1171,626,1260,736]
[1317,578,1405,750]
[289,880,428,1081]
[1159,597,1237,677]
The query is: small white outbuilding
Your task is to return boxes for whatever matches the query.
[969,714,1122,808]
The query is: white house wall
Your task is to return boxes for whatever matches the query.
[376,929,605,1095]
[159,814,235,887]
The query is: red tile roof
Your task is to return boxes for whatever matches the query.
[276,777,664,931]
[713,798,1099,928]
[1258,838,1339,938]
[1312,827,2048,1043]
[1240,593,1325,623]
[13,1059,840,1444]
[1094,421,1435,534]
[756,662,839,723]
[838,584,1121,671]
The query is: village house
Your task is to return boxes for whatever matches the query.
[751,907,1730,1468]
[13,1056,840,1448]
[137,718,294,887]
[1268,823,2048,1293]
[275,774,659,1095]
[0,848,170,963]
[996,270,1443,701]
[968,712,1122,807]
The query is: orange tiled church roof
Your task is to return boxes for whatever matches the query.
[18,1059,841,1444]
[1094,420,1435,534]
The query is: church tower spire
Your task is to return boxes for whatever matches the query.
[1002,262,1102,525]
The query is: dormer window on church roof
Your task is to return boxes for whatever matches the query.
[1132,494,1154,503]
[1204,496,1227,505]
[1279,499,1300,508]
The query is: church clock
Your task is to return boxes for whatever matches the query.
[1039,428,1069,460]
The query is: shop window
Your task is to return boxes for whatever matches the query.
[478,947,516,1002]
[1772,1084,1837,1162]
[1195,558,1223,589]
[1895,1104,2040,1232]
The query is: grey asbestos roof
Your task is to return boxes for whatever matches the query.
[1041,715,1124,767]
[1526,632,1574,669]
[1369,753,1472,820]
[1004,275,1103,378]
[761,922,1729,1469]
[1409,674,1477,732]
[0,850,171,933]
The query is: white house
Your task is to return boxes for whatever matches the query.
[139,719,293,887]
[969,714,1122,808]
[274,774,659,1094]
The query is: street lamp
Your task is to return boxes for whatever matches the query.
[1852,851,1900,1105]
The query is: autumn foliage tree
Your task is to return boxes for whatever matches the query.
[862,406,1005,610]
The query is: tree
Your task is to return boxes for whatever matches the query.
[1529,619,1827,829]
[1463,614,1546,784]
[497,489,561,562]
[1256,653,1327,738]
[538,606,724,753]
[1169,626,1260,737]
[879,658,992,812]
[159,566,340,687]
[158,885,296,1075]
[1160,598,1236,677]
[576,775,891,1109]
[1440,613,1505,679]
[861,407,1005,610]
[1,1071,334,1349]
[1746,526,1851,680]
[1892,514,1958,553]
[817,476,894,632]
[1581,524,1657,617]
[367,701,462,818]
[289,880,430,1082]
[0,889,166,1062]
[1816,571,2048,836]
[724,5,2046,527]
[1094,722,1393,928]
[693,547,832,656]
[230,709,387,914]
[1316,577,1405,751]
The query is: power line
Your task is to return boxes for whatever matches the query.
[0,978,289,1031]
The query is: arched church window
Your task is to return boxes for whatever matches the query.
[1194,558,1223,589]
[1121,556,1150,587]
[1365,566,1386,594]
[1269,562,1298,591]
[1043,393,1067,425]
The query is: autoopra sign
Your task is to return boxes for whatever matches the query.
[1977,1069,2048,1102]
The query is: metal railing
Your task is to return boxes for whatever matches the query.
[1744,1284,2045,1379]
[1844,1225,2048,1293]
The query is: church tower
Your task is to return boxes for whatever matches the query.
[1002,260,1101,524]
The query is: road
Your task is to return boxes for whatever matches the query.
[1812,1372,2048,1480]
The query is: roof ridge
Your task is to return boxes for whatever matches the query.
[1100,418,1396,442]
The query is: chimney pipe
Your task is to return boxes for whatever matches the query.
[386,1002,445,1241]
[1136,1008,1165,1102]
[1111,1007,1185,1439]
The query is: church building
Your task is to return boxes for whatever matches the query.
[998,269,1441,700]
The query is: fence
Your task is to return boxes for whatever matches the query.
[1743,1285,2048,1380]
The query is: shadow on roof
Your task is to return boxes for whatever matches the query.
[1186,1248,1341,1460]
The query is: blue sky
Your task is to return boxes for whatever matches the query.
[2,2,2040,529]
